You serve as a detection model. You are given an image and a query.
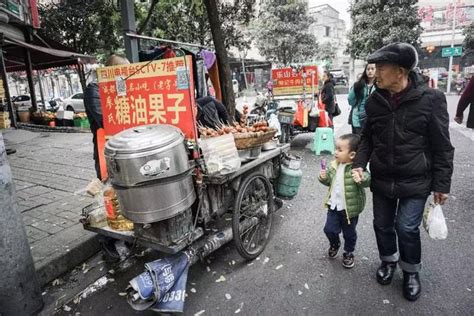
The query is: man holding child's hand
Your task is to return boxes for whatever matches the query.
[352,43,454,301]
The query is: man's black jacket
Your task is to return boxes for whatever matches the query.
[353,73,454,198]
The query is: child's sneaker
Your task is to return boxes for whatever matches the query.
[328,245,340,259]
[342,252,355,268]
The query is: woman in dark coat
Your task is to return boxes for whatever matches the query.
[454,75,474,129]
[320,70,335,122]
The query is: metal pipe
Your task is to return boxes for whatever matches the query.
[447,0,457,94]
[126,33,210,50]
[121,0,139,62]
[186,217,259,265]
[0,133,44,315]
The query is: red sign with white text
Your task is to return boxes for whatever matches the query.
[271,66,318,96]
[97,57,197,139]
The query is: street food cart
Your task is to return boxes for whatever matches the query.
[80,55,296,312]
[270,65,327,142]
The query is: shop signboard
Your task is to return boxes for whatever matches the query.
[97,56,197,140]
[271,66,318,96]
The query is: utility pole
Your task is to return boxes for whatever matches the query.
[241,52,248,90]
[37,70,45,108]
[447,0,457,94]
[120,0,139,63]
[0,133,43,315]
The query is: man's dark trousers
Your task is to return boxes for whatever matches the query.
[372,193,428,272]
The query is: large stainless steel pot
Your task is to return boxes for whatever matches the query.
[104,125,196,223]
[105,125,191,186]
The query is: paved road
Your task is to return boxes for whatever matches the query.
[46,94,473,315]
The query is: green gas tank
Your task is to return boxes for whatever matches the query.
[276,155,303,199]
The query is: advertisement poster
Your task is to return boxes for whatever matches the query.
[97,56,197,139]
[271,66,318,96]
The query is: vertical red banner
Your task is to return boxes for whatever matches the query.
[29,0,40,28]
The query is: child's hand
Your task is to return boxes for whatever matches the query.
[320,170,327,179]
[352,169,362,184]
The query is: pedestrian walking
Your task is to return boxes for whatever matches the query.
[348,64,376,134]
[352,43,454,301]
[320,71,336,124]
[454,75,474,129]
[266,79,274,99]
[318,134,371,269]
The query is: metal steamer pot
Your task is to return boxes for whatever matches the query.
[105,125,196,224]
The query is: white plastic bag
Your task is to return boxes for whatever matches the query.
[268,113,281,136]
[423,203,448,240]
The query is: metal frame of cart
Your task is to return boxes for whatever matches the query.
[82,144,290,262]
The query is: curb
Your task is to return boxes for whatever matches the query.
[33,225,101,286]
[17,123,90,133]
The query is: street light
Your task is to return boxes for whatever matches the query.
[426,45,435,54]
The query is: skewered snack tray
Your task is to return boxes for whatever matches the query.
[198,106,276,150]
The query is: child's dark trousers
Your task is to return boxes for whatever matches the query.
[323,208,358,253]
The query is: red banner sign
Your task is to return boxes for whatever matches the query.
[271,66,318,96]
[97,57,197,139]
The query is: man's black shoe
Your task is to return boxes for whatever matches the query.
[403,272,421,301]
[6,148,16,155]
[376,261,397,285]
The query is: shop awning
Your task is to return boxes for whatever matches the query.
[2,35,96,72]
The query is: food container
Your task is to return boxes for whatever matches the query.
[262,139,278,151]
[104,125,196,223]
[199,133,241,175]
[238,146,262,162]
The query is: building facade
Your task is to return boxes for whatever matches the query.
[308,4,350,74]
[418,0,473,75]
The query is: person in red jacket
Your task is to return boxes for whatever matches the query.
[454,75,474,129]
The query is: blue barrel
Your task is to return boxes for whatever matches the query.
[276,164,303,199]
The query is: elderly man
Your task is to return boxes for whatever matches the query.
[352,43,454,301]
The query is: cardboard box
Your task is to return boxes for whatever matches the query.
[0,119,11,129]
[56,110,74,120]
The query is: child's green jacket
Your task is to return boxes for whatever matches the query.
[318,160,371,223]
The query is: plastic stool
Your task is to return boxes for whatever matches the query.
[312,127,335,155]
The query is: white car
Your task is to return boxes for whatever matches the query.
[12,95,31,110]
[12,95,44,110]
[61,93,85,112]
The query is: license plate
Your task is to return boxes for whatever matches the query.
[278,114,293,124]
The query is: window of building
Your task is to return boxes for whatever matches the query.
[324,26,330,37]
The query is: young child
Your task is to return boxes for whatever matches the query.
[318,134,370,268]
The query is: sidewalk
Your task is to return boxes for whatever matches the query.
[3,128,100,286]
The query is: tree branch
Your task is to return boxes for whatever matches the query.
[137,0,160,35]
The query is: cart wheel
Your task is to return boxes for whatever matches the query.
[233,173,274,260]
